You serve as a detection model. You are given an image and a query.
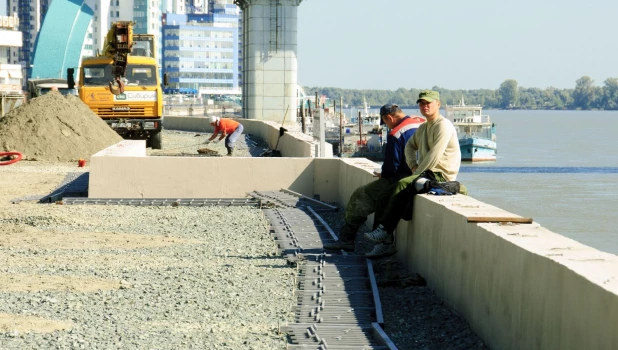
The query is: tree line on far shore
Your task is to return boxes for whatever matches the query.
[304,76,618,110]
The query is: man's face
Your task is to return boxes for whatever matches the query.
[418,100,440,117]
[381,114,395,129]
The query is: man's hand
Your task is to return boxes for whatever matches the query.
[373,172,382,178]
[204,140,211,145]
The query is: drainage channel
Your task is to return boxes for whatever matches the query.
[258,191,397,349]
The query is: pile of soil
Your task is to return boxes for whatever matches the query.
[196,147,220,156]
[0,92,122,162]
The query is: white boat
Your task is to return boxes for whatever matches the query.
[444,97,497,162]
[346,96,381,134]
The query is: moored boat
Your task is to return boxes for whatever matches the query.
[444,98,497,162]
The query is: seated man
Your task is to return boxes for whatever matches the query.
[364,90,468,259]
[324,104,422,251]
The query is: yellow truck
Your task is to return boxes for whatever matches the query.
[72,22,165,149]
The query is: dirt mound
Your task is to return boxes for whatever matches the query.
[0,92,123,162]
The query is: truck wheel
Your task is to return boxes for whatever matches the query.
[150,132,163,149]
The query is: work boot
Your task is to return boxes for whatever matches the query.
[365,243,397,259]
[323,224,358,252]
[364,224,393,244]
[225,146,233,156]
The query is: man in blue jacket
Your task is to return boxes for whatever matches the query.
[324,104,424,251]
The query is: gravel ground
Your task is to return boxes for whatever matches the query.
[147,130,269,158]
[0,173,294,349]
[0,129,487,349]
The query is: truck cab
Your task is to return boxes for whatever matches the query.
[27,78,78,100]
[78,55,164,149]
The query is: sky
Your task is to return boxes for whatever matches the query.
[3,0,615,91]
[297,0,618,90]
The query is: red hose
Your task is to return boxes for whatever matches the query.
[0,152,23,166]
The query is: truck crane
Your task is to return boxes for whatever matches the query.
[105,21,132,95]
[72,21,166,149]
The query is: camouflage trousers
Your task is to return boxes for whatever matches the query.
[376,172,469,232]
[344,177,397,230]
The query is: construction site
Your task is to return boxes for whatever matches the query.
[2,1,618,349]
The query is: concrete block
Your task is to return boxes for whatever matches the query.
[93,140,146,157]
[90,157,315,199]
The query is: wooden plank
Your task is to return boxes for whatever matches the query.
[467,217,533,224]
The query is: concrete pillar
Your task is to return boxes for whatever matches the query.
[235,0,303,129]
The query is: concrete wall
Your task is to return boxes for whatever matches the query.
[90,152,315,199]
[395,194,618,350]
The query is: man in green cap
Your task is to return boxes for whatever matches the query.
[363,90,467,259]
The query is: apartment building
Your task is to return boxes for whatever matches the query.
[162,1,240,97]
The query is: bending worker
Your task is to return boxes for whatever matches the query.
[205,116,244,156]
[324,104,423,252]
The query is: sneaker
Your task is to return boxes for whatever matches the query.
[323,239,355,252]
[364,225,393,244]
[365,243,397,259]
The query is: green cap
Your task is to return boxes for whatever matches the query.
[417,90,440,103]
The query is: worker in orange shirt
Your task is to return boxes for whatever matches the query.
[205,116,244,156]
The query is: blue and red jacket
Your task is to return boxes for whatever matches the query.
[381,116,425,181]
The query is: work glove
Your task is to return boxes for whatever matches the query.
[204,140,211,145]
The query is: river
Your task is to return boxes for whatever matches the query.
[350,108,618,255]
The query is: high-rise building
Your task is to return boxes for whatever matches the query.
[162,1,240,97]
[0,12,22,66]
[133,0,163,68]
